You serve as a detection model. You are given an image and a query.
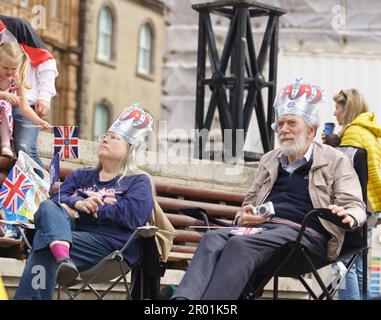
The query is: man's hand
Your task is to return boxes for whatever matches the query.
[236,204,270,227]
[328,204,356,229]
[74,197,104,219]
[35,99,51,117]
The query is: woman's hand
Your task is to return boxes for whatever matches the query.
[74,197,104,219]
[1,92,22,106]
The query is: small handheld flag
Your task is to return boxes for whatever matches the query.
[54,126,79,159]
[49,152,60,191]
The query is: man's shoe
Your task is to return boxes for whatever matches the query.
[56,258,80,287]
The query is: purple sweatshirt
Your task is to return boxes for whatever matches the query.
[51,168,153,265]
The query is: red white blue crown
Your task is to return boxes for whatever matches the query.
[272,79,325,130]
[109,103,153,144]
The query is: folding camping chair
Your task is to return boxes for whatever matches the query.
[0,221,159,300]
[181,146,369,300]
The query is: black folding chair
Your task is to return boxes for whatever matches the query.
[0,222,159,300]
[181,146,369,300]
[56,226,159,300]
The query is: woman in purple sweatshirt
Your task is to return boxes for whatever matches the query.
[14,104,154,300]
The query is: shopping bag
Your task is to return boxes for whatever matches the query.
[14,151,50,220]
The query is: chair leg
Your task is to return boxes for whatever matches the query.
[99,275,124,299]
[140,269,144,300]
[298,275,318,300]
[250,248,296,299]
[118,260,132,300]
[363,248,368,300]
[87,283,102,300]
[302,251,333,300]
[71,260,112,299]
[273,276,278,299]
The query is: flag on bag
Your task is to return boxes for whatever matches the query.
[54,126,79,159]
[229,227,265,236]
[0,165,34,213]
[49,152,60,191]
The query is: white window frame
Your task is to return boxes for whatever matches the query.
[138,24,153,75]
[93,103,110,141]
[20,0,29,8]
[97,7,113,61]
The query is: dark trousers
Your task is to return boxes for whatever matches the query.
[14,200,114,300]
[172,223,327,300]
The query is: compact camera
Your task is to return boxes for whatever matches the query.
[253,201,275,217]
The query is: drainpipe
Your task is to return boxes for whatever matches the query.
[76,0,87,136]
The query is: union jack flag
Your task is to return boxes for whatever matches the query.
[0,165,34,213]
[54,126,79,159]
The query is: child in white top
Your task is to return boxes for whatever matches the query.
[0,41,51,158]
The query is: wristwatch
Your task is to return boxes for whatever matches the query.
[73,210,80,220]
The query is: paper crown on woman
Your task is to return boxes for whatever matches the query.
[271,79,325,130]
[108,103,153,144]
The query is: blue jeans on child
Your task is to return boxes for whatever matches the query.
[12,107,44,168]
[13,200,115,300]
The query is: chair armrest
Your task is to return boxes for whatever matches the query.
[179,207,232,227]
[135,226,158,238]
[296,208,352,244]
[313,208,353,231]
[120,226,158,254]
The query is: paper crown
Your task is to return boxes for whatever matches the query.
[271,79,325,130]
[108,103,153,144]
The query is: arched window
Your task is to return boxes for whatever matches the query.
[93,103,110,141]
[97,6,114,61]
[138,24,153,75]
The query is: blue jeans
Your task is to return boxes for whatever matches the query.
[12,107,44,168]
[14,200,115,300]
[338,255,365,300]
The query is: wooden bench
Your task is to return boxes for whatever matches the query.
[0,164,245,286]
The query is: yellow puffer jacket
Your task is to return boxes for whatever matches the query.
[341,112,381,212]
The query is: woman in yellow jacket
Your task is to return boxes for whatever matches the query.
[333,89,381,213]
[331,88,381,300]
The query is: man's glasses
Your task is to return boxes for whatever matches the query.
[98,133,123,142]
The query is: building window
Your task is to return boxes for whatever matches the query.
[97,7,114,61]
[93,103,110,141]
[20,0,29,7]
[138,24,153,75]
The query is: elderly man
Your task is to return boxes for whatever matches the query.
[172,79,367,300]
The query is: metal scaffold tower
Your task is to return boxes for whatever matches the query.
[192,0,287,161]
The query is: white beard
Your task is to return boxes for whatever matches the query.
[277,132,308,157]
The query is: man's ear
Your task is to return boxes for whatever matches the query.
[308,125,318,139]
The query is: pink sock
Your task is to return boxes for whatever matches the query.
[50,243,70,262]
